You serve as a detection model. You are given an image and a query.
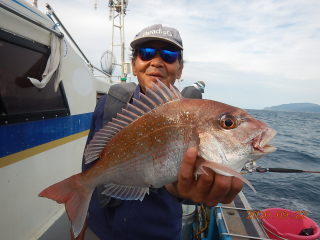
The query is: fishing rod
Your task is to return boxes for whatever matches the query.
[241,162,320,174]
[255,168,320,173]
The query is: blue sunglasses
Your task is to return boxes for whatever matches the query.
[138,47,180,64]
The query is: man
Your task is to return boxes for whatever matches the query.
[181,81,206,99]
[75,24,243,240]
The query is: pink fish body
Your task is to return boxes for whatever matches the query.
[39,80,276,237]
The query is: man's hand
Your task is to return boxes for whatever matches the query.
[165,147,243,206]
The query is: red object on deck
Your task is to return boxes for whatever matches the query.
[262,208,320,240]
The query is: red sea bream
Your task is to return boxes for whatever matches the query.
[39,80,276,237]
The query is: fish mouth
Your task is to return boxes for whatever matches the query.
[252,128,277,153]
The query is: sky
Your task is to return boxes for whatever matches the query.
[38,0,320,109]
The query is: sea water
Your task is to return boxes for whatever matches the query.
[242,110,320,226]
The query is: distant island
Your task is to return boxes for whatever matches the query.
[263,103,320,113]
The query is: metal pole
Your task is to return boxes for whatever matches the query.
[93,66,110,76]
[120,0,125,78]
[45,4,108,76]
[32,0,38,8]
[45,4,90,64]
[111,5,115,62]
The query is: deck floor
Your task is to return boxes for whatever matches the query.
[38,212,100,240]
[38,192,268,240]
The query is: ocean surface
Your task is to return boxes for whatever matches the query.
[242,110,320,226]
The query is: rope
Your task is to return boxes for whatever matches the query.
[196,205,209,238]
[53,23,61,30]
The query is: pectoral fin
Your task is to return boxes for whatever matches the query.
[195,158,256,193]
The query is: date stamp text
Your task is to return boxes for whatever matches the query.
[247,210,306,220]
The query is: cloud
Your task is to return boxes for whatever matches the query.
[181,61,320,109]
[39,0,320,108]
[171,0,320,80]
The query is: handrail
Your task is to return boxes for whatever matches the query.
[0,1,64,38]
[45,3,90,63]
[93,66,110,76]
[45,3,110,78]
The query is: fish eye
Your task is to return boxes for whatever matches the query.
[219,114,240,130]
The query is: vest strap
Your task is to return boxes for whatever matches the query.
[103,82,137,126]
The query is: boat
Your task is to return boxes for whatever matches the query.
[1,1,318,239]
[0,0,110,238]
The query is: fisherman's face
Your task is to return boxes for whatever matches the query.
[132,40,183,93]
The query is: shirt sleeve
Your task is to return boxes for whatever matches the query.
[162,186,197,205]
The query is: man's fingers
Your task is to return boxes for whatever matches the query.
[177,147,198,196]
[204,173,232,206]
[220,176,243,204]
[176,149,244,205]
[193,167,214,202]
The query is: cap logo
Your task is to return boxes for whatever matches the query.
[131,24,183,49]
[142,28,173,37]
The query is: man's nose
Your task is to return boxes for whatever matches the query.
[150,51,164,67]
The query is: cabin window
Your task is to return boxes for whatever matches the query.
[0,29,70,125]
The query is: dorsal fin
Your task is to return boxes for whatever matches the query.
[139,93,157,109]
[157,80,176,100]
[84,80,182,164]
[112,118,129,128]
[151,82,169,103]
[117,113,134,123]
[133,99,152,113]
[170,84,183,99]
[108,122,123,131]
[101,127,119,134]
[99,129,117,137]
[122,109,139,120]
[127,103,144,116]
[146,88,164,105]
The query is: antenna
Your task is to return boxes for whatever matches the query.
[108,0,130,82]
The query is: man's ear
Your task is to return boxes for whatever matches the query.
[176,62,183,79]
[132,59,137,76]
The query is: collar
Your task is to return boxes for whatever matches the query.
[129,84,143,104]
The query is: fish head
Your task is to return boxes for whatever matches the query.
[197,100,277,172]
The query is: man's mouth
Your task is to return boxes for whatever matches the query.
[148,73,164,79]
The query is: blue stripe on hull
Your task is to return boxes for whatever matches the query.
[0,112,93,158]
[11,0,49,21]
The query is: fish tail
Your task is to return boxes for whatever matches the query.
[196,160,256,193]
[39,173,94,237]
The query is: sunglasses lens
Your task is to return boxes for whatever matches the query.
[138,47,179,63]
[138,48,156,61]
[160,49,179,63]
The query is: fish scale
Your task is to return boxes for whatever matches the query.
[89,123,195,188]
[102,142,187,189]
[39,80,277,237]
